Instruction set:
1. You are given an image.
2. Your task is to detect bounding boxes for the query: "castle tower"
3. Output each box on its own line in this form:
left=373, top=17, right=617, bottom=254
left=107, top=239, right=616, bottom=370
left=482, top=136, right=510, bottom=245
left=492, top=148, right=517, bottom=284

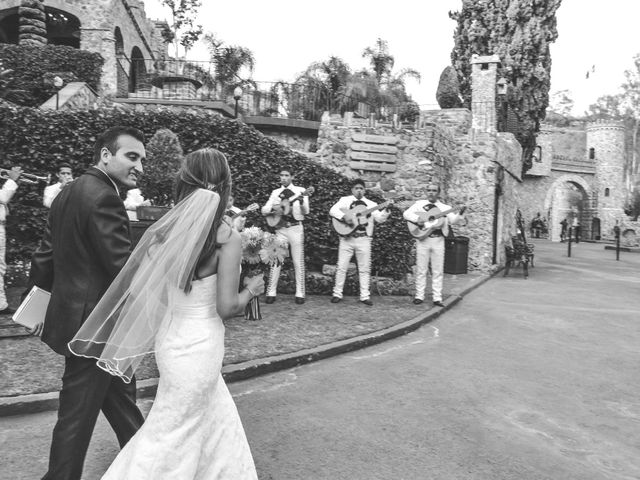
left=470, top=54, right=501, bottom=134
left=586, top=120, right=626, bottom=234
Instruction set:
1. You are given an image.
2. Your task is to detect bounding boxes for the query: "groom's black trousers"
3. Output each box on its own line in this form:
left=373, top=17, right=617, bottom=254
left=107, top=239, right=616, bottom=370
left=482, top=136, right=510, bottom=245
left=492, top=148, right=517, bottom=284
left=42, top=355, right=145, bottom=480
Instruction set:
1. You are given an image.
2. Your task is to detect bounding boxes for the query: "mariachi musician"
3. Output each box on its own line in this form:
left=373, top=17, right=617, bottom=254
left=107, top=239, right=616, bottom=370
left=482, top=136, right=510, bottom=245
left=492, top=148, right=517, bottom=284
left=0, top=166, right=22, bottom=314
left=261, top=168, right=312, bottom=305
left=329, top=178, right=389, bottom=306
left=403, top=183, right=465, bottom=307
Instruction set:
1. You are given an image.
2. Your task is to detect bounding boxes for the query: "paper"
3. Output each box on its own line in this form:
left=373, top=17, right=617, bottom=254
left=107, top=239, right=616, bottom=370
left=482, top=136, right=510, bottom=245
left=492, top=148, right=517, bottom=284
left=12, top=286, right=50, bottom=329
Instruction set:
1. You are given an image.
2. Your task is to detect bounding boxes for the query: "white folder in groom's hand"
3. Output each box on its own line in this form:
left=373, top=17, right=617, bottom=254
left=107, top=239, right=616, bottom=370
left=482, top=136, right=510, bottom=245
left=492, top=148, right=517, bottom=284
left=12, top=286, right=50, bottom=329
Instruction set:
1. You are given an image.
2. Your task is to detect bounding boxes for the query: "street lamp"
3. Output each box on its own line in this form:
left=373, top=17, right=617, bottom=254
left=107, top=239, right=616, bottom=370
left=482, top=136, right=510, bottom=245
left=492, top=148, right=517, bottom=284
left=53, top=76, right=64, bottom=110
left=233, top=86, right=243, bottom=118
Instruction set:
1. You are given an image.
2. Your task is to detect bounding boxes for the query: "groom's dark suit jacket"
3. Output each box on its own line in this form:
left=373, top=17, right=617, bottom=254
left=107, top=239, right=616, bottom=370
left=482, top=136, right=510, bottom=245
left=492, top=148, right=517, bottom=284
left=30, top=167, right=131, bottom=356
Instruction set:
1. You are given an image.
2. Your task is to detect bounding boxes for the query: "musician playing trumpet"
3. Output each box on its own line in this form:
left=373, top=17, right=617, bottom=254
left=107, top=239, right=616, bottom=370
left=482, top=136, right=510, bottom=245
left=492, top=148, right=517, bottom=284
left=403, top=183, right=466, bottom=307
left=261, top=168, right=311, bottom=305
left=0, top=166, right=22, bottom=314
left=43, top=163, right=73, bottom=208
left=329, top=178, right=389, bottom=306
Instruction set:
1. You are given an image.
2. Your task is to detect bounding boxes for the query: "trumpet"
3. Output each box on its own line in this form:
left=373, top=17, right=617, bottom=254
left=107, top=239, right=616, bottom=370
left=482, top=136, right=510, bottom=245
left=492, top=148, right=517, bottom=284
left=0, top=168, right=51, bottom=185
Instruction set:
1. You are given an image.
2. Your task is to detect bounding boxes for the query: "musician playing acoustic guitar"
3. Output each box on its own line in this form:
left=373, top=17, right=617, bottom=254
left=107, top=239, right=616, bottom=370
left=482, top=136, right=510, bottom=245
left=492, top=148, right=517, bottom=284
left=329, top=178, right=389, bottom=306
left=261, top=168, right=311, bottom=305
left=403, top=184, right=465, bottom=307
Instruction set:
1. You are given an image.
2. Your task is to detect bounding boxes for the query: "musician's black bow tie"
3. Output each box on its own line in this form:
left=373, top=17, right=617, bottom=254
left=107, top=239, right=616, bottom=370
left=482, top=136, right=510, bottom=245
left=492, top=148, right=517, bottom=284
left=424, top=203, right=437, bottom=211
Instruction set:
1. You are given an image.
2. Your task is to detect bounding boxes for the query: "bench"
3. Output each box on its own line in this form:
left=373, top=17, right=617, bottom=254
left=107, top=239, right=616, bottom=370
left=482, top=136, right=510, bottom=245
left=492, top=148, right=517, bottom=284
left=504, top=209, right=535, bottom=279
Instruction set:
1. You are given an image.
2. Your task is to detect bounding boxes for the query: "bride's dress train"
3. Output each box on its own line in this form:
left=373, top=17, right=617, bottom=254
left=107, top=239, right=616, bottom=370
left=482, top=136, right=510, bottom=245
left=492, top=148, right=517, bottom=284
left=102, top=275, right=257, bottom=479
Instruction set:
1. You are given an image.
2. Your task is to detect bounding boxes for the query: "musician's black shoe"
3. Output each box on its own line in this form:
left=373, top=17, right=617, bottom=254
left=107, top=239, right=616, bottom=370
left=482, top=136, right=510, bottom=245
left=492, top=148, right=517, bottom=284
left=295, top=297, right=305, bottom=305
left=412, top=298, right=423, bottom=305
left=330, top=296, right=342, bottom=303
left=265, top=296, right=276, bottom=304
left=432, top=300, right=445, bottom=308
left=0, top=306, right=15, bottom=315
left=360, top=299, right=373, bottom=306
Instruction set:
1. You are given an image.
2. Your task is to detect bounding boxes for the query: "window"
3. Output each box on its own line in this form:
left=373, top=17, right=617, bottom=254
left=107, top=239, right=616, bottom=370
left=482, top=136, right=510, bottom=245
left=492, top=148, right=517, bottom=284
left=604, top=188, right=610, bottom=197
left=589, top=147, right=595, bottom=160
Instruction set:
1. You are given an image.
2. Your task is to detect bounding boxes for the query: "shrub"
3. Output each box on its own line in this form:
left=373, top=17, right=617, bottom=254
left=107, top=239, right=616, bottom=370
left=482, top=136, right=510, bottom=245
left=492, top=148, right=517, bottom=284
left=138, top=128, right=183, bottom=205
left=0, top=104, right=414, bottom=278
left=0, top=44, right=103, bottom=107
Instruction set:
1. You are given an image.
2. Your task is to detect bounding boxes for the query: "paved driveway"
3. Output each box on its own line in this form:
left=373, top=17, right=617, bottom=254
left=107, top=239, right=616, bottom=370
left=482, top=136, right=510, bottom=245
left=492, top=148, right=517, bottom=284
left=2, top=240, right=639, bottom=479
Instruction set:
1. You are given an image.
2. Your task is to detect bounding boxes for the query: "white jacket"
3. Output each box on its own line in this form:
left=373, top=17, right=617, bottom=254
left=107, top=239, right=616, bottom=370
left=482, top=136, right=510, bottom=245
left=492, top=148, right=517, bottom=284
left=261, top=184, right=310, bottom=221
left=403, top=199, right=463, bottom=237
left=330, top=195, right=389, bottom=237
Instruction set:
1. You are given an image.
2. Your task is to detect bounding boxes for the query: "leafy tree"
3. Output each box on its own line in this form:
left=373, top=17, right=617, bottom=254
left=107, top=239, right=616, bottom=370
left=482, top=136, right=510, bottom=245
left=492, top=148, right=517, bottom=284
left=203, top=33, right=255, bottom=94
left=159, top=0, right=203, bottom=59
left=548, top=89, right=575, bottom=117
left=18, top=0, right=47, bottom=47
left=450, top=0, right=562, bottom=173
left=588, top=53, right=640, bottom=198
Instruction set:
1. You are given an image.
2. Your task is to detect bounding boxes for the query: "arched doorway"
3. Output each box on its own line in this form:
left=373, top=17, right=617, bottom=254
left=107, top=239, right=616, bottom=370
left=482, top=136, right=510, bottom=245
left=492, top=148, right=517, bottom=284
left=128, top=46, right=147, bottom=94
left=114, top=27, right=128, bottom=97
left=45, top=7, right=81, bottom=48
left=0, top=9, right=19, bottom=44
left=544, top=175, right=593, bottom=242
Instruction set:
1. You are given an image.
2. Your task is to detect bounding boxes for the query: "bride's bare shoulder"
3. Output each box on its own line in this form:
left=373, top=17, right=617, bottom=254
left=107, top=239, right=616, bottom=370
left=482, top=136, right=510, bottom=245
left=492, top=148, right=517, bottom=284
left=216, top=221, right=240, bottom=247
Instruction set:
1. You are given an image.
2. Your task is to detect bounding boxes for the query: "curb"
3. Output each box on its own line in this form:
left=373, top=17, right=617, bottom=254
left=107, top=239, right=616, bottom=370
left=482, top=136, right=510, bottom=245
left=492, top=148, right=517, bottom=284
left=0, top=270, right=500, bottom=417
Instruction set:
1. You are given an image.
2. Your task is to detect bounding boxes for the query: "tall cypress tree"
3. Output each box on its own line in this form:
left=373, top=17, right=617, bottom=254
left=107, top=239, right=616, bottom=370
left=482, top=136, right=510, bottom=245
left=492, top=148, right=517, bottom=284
left=450, top=0, right=562, bottom=173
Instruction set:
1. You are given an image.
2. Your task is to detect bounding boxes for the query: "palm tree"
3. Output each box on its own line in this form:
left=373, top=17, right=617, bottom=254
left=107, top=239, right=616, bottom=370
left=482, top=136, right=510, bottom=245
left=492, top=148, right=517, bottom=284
left=19, top=0, right=47, bottom=46
left=203, top=33, right=255, bottom=94
left=362, top=38, right=394, bottom=84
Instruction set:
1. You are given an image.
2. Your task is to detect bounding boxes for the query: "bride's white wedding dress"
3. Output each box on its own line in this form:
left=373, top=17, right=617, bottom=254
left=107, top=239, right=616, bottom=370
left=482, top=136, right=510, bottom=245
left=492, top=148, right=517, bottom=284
left=102, top=275, right=258, bottom=479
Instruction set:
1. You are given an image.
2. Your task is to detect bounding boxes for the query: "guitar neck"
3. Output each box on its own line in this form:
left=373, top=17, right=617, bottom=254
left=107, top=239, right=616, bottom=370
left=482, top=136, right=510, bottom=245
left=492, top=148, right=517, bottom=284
left=361, top=201, right=391, bottom=216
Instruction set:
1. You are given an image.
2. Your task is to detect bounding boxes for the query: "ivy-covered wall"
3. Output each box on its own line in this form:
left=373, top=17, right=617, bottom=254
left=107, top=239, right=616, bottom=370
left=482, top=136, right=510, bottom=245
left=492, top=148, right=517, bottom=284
left=0, top=103, right=415, bottom=279
left=0, top=44, right=103, bottom=107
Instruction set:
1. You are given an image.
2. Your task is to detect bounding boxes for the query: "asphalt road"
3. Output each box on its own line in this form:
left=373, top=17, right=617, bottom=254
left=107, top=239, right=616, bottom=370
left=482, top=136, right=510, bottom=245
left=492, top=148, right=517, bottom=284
left=2, top=241, right=639, bottom=480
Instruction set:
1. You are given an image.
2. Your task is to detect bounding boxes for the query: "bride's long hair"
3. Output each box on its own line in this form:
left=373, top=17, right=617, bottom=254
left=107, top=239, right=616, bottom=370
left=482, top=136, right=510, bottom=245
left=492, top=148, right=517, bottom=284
left=174, top=148, right=231, bottom=292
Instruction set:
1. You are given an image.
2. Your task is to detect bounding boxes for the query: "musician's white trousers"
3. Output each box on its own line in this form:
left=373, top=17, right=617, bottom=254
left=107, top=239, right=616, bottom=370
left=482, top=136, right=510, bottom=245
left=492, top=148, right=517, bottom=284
left=415, top=236, right=444, bottom=302
left=267, top=224, right=305, bottom=298
left=0, top=225, right=7, bottom=310
left=333, top=236, right=371, bottom=301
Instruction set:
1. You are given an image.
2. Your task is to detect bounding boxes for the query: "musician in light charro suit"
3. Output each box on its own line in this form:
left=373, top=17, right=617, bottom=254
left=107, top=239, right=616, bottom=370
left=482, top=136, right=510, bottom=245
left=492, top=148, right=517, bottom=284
left=329, top=178, right=389, bottom=306
left=403, top=184, right=465, bottom=307
left=261, top=168, right=310, bottom=304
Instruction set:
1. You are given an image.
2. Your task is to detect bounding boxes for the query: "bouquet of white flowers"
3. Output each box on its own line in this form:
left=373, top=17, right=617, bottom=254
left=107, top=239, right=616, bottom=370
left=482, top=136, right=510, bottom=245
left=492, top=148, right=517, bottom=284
left=240, top=227, right=289, bottom=320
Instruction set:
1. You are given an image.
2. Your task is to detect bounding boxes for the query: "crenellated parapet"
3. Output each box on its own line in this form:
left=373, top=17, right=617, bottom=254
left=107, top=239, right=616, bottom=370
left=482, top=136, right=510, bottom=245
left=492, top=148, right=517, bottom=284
left=586, top=119, right=625, bottom=132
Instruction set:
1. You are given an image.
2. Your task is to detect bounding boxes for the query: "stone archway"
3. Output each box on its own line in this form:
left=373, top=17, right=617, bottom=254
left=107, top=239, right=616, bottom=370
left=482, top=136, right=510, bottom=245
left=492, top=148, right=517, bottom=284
left=114, top=27, right=128, bottom=97
left=128, top=46, right=146, bottom=93
left=544, top=174, right=593, bottom=242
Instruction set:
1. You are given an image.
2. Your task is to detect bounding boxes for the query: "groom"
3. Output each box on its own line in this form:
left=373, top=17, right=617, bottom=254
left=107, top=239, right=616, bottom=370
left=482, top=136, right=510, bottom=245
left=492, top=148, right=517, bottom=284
left=28, top=126, right=146, bottom=480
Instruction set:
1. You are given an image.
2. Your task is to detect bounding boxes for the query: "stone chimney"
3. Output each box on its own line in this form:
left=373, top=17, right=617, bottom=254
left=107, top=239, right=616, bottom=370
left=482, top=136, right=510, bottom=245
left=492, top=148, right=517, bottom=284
left=471, top=54, right=501, bottom=134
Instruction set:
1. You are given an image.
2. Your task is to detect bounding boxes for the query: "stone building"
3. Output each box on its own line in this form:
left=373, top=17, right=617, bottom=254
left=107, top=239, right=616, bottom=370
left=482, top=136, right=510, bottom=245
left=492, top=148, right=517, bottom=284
left=0, top=0, right=168, bottom=95
left=520, top=119, right=635, bottom=243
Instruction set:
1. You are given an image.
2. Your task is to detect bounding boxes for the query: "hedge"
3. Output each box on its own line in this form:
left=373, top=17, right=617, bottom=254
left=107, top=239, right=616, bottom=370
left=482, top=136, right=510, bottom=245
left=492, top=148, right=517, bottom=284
left=0, top=103, right=415, bottom=278
left=0, top=44, right=103, bottom=107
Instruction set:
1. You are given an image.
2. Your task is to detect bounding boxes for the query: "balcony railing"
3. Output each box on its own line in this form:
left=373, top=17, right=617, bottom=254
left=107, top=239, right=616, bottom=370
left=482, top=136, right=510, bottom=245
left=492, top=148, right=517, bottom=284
left=116, top=57, right=374, bottom=122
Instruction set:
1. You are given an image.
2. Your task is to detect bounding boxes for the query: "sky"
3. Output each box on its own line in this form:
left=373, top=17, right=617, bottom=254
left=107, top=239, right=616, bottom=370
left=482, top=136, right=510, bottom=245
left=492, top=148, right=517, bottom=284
left=143, top=0, right=639, bottom=116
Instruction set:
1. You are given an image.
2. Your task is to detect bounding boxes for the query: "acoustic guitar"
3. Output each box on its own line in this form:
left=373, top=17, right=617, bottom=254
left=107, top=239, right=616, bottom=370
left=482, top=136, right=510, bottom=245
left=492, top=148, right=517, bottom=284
left=331, top=199, right=395, bottom=236
left=228, top=203, right=259, bottom=219
left=406, top=205, right=466, bottom=240
left=264, top=187, right=315, bottom=228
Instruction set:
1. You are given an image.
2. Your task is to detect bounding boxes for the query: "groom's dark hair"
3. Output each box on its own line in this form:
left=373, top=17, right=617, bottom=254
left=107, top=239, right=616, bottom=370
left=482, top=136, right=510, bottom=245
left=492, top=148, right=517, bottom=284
left=93, top=126, right=145, bottom=164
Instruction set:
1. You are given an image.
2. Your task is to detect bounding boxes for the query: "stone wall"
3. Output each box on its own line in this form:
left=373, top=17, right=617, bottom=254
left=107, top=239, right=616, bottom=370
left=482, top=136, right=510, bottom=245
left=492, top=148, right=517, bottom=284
left=254, top=128, right=318, bottom=153
left=312, top=110, right=523, bottom=273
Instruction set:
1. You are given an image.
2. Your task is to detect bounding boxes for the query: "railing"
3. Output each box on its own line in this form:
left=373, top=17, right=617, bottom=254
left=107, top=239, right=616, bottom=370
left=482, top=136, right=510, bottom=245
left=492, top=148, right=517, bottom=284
left=118, top=58, right=424, bottom=122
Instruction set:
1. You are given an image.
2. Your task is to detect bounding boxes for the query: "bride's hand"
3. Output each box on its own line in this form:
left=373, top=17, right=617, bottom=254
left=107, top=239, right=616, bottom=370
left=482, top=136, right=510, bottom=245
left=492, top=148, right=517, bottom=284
left=244, top=275, right=265, bottom=297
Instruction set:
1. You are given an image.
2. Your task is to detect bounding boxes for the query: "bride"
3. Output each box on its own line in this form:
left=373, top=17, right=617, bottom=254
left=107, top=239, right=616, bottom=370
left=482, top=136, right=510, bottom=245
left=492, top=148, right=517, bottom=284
left=69, top=148, right=264, bottom=479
